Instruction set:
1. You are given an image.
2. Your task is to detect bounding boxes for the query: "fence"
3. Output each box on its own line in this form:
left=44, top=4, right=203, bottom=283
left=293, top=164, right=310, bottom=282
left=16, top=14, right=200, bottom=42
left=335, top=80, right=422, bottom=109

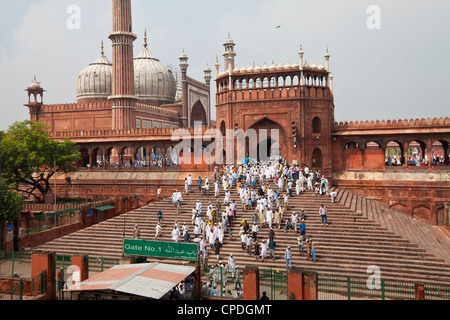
left=0, top=251, right=47, bottom=301
left=0, top=274, right=46, bottom=300
left=0, top=251, right=32, bottom=278
left=201, top=265, right=243, bottom=299
left=316, top=273, right=450, bottom=300
left=259, top=268, right=289, bottom=300
left=19, top=208, right=81, bottom=237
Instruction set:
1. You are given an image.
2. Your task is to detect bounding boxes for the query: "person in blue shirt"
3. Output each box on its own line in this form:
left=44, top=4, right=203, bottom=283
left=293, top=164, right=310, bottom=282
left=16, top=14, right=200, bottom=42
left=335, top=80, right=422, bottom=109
left=157, top=209, right=163, bottom=223
left=198, top=176, right=203, bottom=192
left=184, top=230, right=191, bottom=242
left=300, top=219, right=306, bottom=236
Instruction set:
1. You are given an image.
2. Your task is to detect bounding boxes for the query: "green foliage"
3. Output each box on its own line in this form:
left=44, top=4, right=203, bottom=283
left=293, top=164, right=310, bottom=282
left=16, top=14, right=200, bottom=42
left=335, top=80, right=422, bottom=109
left=0, top=177, right=23, bottom=223
left=0, top=120, right=80, bottom=202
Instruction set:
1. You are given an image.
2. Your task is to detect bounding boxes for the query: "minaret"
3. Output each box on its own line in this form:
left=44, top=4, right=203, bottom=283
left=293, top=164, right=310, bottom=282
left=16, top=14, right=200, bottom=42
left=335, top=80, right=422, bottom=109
left=24, top=76, right=45, bottom=123
left=204, top=64, right=212, bottom=86
left=223, top=34, right=236, bottom=73
left=324, top=47, right=331, bottom=90
left=214, top=55, right=220, bottom=76
left=179, top=50, right=189, bottom=127
left=108, top=0, right=138, bottom=130
left=298, top=44, right=305, bottom=85
left=324, top=47, right=330, bottom=72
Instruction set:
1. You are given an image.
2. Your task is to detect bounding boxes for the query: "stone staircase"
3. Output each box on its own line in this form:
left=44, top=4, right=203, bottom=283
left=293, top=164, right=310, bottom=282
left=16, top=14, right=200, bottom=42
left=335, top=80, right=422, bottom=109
left=34, top=182, right=450, bottom=286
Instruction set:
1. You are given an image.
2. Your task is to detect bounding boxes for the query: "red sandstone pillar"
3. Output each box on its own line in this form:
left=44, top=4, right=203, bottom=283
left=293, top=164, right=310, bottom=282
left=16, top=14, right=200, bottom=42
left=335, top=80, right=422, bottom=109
left=109, top=0, right=137, bottom=130
left=302, top=271, right=317, bottom=300
left=415, top=283, right=425, bottom=300
left=288, top=269, right=303, bottom=300
left=31, top=252, right=54, bottom=300
left=71, top=256, right=89, bottom=286
left=243, top=266, right=259, bottom=300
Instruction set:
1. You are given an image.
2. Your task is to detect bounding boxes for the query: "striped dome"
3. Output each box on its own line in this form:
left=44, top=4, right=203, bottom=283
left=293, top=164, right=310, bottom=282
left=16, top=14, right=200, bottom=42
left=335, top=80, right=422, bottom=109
left=134, top=38, right=177, bottom=104
left=75, top=46, right=112, bottom=101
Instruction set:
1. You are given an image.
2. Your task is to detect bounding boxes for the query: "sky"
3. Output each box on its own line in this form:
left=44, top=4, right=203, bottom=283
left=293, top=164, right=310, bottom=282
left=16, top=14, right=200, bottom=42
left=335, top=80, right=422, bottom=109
left=0, top=0, right=449, bottom=131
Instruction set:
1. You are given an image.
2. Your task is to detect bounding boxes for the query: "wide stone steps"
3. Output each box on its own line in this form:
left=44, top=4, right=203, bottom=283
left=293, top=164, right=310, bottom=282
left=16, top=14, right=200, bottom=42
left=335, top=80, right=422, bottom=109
left=34, top=184, right=450, bottom=286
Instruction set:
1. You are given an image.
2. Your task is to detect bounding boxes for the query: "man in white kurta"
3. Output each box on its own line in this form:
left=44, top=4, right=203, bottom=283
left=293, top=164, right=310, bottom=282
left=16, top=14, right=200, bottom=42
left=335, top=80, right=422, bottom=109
left=171, top=227, right=180, bottom=242
left=260, top=240, right=268, bottom=261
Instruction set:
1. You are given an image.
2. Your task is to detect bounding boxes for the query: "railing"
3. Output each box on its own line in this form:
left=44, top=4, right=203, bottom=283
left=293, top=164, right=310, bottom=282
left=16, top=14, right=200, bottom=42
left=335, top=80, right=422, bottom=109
left=201, top=265, right=243, bottom=300
left=19, top=208, right=81, bottom=236
left=316, top=273, right=450, bottom=300
left=259, top=268, right=289, bottom=300
left=0, top=251, right=32, bottom=278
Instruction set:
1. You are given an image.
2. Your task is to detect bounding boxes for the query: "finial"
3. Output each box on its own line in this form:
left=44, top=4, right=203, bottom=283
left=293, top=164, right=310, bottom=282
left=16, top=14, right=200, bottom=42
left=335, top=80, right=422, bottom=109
left=144, top=29, right=148, bottom=48
left=101, top=40, right=104, bottom=56
left=325, top=46, right=330, bottom=58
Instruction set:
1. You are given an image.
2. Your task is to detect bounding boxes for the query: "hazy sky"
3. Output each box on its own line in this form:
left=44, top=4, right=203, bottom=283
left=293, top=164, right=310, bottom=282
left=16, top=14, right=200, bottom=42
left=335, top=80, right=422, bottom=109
left=0, top=0, right=449, bottom=131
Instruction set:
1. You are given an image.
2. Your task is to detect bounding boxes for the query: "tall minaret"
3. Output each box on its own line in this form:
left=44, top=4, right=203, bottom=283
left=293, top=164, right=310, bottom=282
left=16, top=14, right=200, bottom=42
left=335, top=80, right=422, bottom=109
left=179, top=50, right=189, bottom=127
left=108, top=0, right=137, bottom=130
left=223, top=34, right=236, bottom=73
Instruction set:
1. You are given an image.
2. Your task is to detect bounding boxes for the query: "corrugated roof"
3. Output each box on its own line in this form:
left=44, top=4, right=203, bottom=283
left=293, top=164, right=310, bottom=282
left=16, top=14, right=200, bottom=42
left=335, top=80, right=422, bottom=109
left=66, top=262, right=195, bottom=299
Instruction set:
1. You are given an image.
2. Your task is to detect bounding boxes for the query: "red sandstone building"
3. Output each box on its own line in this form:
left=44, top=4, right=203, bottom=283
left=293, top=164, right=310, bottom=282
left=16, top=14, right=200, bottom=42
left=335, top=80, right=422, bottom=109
left=22, top=0, right=450, bottom=226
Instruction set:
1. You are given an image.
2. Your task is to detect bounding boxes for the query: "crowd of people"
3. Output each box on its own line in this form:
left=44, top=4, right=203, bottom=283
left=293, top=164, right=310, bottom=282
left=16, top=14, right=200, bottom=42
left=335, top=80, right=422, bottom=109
left=132, top=159, right=337, bottom=297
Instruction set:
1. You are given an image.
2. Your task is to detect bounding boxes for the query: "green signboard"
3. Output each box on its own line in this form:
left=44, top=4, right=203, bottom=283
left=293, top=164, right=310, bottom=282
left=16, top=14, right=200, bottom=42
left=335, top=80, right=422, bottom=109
left=123, top=239, right=199, bottom=261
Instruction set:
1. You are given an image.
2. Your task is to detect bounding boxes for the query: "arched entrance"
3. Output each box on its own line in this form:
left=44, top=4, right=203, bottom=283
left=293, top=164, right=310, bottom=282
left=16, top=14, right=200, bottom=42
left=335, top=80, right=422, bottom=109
left=256, top=137, right=282, bottom=163
left=190, top=101, right=207, bottom=127
left=247, top=118, right=286, bottom=163
left=312, top=148, right=322, bottom=168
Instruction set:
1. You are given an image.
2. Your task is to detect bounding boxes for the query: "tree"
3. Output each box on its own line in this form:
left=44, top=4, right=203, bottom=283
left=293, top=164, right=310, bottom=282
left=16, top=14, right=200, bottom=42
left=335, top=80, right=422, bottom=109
left=1, top=120, right=80, bottom=202
left=0, top=178, right=23, bottom=223
left=0, top=177, right=23, bottom=251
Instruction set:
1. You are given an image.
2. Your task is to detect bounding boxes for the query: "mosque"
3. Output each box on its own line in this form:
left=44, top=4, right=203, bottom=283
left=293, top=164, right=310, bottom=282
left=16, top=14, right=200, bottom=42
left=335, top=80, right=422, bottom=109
left=22, top=0, right=450, bottom=226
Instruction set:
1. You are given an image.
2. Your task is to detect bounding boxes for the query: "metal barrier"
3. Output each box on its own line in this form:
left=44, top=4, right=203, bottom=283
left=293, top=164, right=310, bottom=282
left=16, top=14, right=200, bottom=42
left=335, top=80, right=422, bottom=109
left=316, top=273, right=450, bottom=300
left=0, top=251, right=32, bottom=278
left=0, top=270, right=46, bottom=300
left=258, top=268, right=289, bottom=300
left=19, top=208, right=81, bottom=236
left=201, top=265, right=243, bottom=299
left=424, top=283, right=450, bottom=300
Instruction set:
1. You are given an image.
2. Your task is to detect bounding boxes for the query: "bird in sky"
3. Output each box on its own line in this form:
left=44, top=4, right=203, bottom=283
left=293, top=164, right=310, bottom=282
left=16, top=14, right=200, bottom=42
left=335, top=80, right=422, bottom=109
left=276, top=25, right=282, bottom=29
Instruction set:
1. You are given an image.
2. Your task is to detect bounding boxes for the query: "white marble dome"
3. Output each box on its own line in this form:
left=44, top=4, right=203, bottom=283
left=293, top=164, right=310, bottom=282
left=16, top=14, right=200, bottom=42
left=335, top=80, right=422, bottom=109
left=76, top=47, right=112, bottom=101
left=134, top=40, right=177, bottom=104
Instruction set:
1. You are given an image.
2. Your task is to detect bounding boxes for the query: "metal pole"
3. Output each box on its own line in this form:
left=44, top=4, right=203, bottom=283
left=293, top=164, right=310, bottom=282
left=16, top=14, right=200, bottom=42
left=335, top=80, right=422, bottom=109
left=54, top=157, right=57, bottom=212
left=11, top=251, right=15, bottom=278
